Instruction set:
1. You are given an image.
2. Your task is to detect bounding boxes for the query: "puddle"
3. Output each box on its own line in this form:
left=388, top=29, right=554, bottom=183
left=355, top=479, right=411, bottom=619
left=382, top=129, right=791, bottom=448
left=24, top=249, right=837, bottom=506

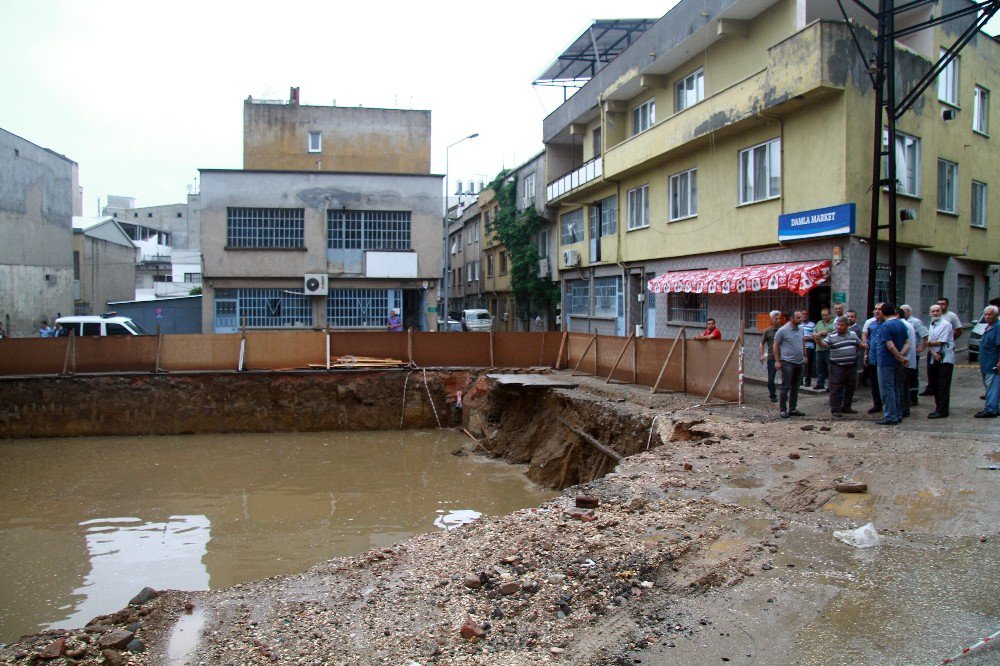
left=166, top=605, right=205, bottom=665
left=821, top=492, right=874, bottom=519
left=727, top=476, right=764, bottom=489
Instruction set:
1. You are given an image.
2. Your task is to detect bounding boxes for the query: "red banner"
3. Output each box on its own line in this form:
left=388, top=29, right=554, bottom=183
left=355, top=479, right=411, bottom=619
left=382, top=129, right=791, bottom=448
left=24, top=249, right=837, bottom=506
left=647, top=260, right=831, bottom=297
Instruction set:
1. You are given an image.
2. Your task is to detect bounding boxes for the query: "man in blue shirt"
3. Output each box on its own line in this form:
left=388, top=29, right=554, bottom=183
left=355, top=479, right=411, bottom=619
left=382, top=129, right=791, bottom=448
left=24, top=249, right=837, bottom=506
left=974, top=305, right=1000, bottom=418
left=875, top=303, right=910, bottom=425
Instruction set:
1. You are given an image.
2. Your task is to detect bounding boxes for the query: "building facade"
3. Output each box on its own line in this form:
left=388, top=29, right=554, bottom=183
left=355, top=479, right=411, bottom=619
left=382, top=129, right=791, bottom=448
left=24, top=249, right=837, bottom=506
left=199, top=91, right=442, bottom=333
left=71, top=217, right=137, bottom=315
left=540, top=0, right=998, bottom=376
left=0, top=128, right=80, bottom=336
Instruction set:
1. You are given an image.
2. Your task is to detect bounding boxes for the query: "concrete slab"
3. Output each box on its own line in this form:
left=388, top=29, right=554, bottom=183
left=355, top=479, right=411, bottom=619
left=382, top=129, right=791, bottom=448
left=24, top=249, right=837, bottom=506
left=487, top=373, right=579, bottom=389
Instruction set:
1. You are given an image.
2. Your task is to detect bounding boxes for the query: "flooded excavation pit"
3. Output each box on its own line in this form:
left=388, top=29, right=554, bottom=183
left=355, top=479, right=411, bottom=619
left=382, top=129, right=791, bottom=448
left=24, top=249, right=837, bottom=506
left=0, top=430, right=554, bottom=642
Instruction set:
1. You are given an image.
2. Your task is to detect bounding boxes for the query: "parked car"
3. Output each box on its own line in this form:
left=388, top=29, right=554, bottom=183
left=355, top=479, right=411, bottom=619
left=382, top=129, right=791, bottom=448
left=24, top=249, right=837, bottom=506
left=461, top=309, right=493, bottom=332
left=968, top=316, right=987, bottom=362
left=56, top=314, right=149, bottom=337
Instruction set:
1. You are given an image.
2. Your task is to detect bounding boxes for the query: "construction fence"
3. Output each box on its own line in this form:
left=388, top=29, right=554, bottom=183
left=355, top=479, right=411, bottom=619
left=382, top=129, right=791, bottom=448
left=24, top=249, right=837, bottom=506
left=0, top=328, right=743, bottom=402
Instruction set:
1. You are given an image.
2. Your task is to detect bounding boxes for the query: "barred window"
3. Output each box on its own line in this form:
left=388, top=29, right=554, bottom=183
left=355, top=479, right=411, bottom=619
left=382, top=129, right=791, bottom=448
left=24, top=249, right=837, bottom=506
left=742, top=291, right=804, bottom=328
left=235, top=288, right=313, bottom=328
left=227, top=208, right=304, bottom=248
left=561, top=209, right=583, bottom=245
left=326, top=288, right=402, bottom=328
left=567, top=279, right=589, bottom=315
left=593, top=276, right=620, bottom=318
left=669, top=293, right=710, bottom=324
left=327, top=210, right=411, bottom=250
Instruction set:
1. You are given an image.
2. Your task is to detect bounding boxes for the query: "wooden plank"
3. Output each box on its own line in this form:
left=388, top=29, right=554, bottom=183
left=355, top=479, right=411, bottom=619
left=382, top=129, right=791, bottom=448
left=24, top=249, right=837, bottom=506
left=62, top=332, right=74, bottom=375
left=489, top=331, right=495, bottom=367
left=606, top=332, right=635, bottom=384
left=538, top=331, right=547, bottom=366
left=155, top=332, right=163, bottom=372
left=571, top=334, right=598, bottom=376
left=407, top=328, right=413, bottom=365
left=681, top=333, right=687, bottom=393
left=561, top=420, right=622, bottom=462
left=650, top=326, right=685, bottom=394
left=555, top=331, right=568, bottom=369
left=703, top=321, right=744, bottom=404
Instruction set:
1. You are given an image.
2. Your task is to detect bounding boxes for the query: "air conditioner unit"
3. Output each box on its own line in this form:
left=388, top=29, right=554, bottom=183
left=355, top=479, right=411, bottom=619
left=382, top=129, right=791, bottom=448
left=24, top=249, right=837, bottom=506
left=303, top=273, right=328, bottom=296
left=563, top=249, right=580, bottom=267
left=538, top=259, right=550, bottom=277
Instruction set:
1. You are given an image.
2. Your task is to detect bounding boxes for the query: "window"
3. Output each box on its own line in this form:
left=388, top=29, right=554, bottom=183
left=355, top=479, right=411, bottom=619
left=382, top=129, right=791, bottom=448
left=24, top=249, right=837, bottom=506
left=176, top=212, right=183, bottom=218
left=675, top=69, right=704, bottom=112
left=739, top=139, right=781, bottom=204
left=152, top=275, right=172, bottom=283
left=227, top=207, right=304, bottom=249
left=882, top=131, right=921, bottom=197
left=937, top=159, right=958, bottom=214
left=327, top=210, right=411, bottom=250
left=499, top=251, right=508, bottom=275
left=184, top=272, right=202, bottom=282
left=920, top=269, right=942, bottom=316
left=937, top=50, right=958, bottom=106
left=326, top=288, right=401, bottom=328
left=632, top=99, right=655, bottom=135
left=487, top=253, right=495, bottom=277
left=591, top=196, right=617, bottom=239
left=147, top=213, right=153, bottom=218
left=957, top=274, right=974, bottom=326
left=669, top=168, right=698, bottom=220
left=592, top=276, right=620, bottom=318
left=593, top=128, right=602, bottom=156
left=876, top=264, right=908, bottom=307
left=537, top=230, right=549, bottom=259
left=106, top=323, right=131, bottom=336
left=973, top=86, right=990, bottom=134
left=627, top=185, right=649, bottom=230
left=567, top=280, right=590, bottom=316
left=521, top=173, right=536, bottom=209
left=560, top=209, right=583, bottom=245
left=467, top=261, right=479, bottom=283
left=308, top=131, right=322, bottom=153
left=668, top=293, right=709, bottom=323
left=236, top=288, right=314, bottom=328
left=743, top=291, right=805, bottom=327
left=971, top=180, right=987, bottom=228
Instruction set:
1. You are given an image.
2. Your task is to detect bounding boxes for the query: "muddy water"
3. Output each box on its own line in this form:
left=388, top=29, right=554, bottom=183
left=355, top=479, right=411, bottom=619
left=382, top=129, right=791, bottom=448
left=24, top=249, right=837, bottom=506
left=0, top=430, right=554, bottom=642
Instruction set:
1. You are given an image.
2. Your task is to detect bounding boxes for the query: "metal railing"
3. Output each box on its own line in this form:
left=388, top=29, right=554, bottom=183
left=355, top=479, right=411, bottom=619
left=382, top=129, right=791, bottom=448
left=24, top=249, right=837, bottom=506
left=546, top=156, right=602, bottom=202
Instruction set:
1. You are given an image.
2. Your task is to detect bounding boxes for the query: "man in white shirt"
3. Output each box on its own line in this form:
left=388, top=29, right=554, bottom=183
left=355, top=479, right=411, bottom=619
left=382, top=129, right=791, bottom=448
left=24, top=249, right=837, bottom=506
left=901, top=305, right=928, bottom=407
left=923, top=297, right=963, bottom=396
left=924, top=304, right=954, bottom=418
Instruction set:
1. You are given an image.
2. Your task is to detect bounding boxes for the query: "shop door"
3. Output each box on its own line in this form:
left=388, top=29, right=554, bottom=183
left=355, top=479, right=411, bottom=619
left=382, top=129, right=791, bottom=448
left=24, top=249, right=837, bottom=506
left=214, top=295, right=239, bottom=334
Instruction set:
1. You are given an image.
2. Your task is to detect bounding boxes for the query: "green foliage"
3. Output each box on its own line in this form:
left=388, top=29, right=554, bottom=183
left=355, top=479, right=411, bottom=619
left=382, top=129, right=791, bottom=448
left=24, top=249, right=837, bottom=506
left=485, top=170, right=560, bottom=320
left=189, top=286, right=202, bottom=296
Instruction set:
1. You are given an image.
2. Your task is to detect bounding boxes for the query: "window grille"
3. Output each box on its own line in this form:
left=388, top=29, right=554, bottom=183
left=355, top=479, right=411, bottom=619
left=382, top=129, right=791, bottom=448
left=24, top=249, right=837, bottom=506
left=671, top=293, right=711, bottom=323
left=561, top=209, right=583, bottom=245
left=326, top=288, right=402, bottom=328
left=567, top=280, right=589, bottom=315
left=742, top=291, right=805, bottom=327
left=593, top=276, right=620, bottom=318
left=227, top=208, right=304, bottom=248
left=236, top=288, right=313, bottom=328
left=327, top=210, right=411, bottom=250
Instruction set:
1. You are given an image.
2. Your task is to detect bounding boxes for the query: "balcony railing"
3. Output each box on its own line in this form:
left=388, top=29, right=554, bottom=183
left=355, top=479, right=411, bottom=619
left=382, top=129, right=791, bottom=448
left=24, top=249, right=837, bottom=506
left=546, top=156, right=602, bottom=202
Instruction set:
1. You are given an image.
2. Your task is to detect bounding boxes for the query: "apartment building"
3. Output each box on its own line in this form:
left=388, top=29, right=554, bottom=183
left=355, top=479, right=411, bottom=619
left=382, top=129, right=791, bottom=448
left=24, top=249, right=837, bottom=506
left=71, top=217, right=137, bottom=315
left=0, top=128, right=80, bottom=336
left=541, top=0, right=998, bottom=375
left=446, top=197, right=484, bottom=320
left=199, top=90, right=442, bottom=333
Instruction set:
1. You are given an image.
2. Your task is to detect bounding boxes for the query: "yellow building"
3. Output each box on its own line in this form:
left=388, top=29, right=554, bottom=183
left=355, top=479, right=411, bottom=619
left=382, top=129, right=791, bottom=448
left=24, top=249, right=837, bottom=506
left=540, top=1, right=998, bottom=375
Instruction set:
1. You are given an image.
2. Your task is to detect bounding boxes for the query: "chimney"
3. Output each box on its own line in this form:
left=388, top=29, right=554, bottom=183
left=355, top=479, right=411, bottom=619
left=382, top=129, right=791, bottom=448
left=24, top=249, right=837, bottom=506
left=290, top=87, right=300, bottom=105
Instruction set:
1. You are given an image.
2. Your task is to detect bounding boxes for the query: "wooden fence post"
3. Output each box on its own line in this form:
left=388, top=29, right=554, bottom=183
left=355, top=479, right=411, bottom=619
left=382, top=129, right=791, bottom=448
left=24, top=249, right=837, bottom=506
left=606, top=332, right=635, bottom=383
left=538, top=331, right=547, bottom=367
left=489, top=331, right=495, bottom=367
left=572, top=334, right=598, bottom=376
left=555, top=331, right=568, bottom=369
left=703, top=321, right=745, bottom=404
left=650, top=326, right=685, bottom=394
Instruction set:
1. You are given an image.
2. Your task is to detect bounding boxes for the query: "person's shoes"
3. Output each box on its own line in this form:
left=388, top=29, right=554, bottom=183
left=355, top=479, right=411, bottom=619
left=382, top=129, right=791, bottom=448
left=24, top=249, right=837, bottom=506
left=902, top=411, right=910, bottom=418
left=927, top=412, right=946, bottom=419
left=770, top=396, right=778, bottom=403
left=780, top=411, right=789, bottom=419
left=789, top=410, right=806, bottom=417
left=814, top=384, right=825, bottom=390
left=875, top=419, right=898, bottom=425
left=919, top=390, right=933, bottom=396
left=842, top=408, right=858, bottom=414
left=973, top=411, right=999, bottom=418
left=867, top=406, right=881, bottom=414
left=832, top=411, right=843, bottom=417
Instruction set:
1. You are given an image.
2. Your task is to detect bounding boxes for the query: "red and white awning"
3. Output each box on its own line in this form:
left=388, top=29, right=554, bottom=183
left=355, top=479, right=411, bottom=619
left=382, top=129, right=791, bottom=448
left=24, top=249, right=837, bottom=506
left=647, top=260, right=831, bottom=297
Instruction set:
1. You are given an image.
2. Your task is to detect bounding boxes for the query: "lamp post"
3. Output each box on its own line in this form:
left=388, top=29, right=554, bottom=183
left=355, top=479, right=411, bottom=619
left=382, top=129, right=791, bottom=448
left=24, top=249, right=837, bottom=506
left=440, top=132, right=479, bottom=330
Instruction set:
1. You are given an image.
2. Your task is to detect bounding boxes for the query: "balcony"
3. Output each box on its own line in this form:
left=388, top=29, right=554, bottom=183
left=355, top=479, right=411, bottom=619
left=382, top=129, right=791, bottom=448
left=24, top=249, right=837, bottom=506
left=604, top=21, right=850, bottom=180
left=546, top=156, right=602, bottom=203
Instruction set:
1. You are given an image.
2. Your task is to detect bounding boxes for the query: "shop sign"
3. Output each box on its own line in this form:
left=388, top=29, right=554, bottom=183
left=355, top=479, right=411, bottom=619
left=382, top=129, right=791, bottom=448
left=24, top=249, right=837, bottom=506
left=833, top=291, right=847, bottom=304
left=778, top=203, right=855, bottom=242
left=427, top=306, right=438, bottom=314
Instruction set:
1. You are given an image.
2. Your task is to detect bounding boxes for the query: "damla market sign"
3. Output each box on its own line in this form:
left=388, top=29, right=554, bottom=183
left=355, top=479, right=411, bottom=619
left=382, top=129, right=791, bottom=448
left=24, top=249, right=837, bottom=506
left=778, top=203, right=855, bottom=242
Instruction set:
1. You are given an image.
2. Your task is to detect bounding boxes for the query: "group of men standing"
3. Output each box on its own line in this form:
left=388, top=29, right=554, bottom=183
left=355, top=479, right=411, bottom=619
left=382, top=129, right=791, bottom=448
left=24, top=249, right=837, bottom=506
left=760, top=297, right=1000, bottom=422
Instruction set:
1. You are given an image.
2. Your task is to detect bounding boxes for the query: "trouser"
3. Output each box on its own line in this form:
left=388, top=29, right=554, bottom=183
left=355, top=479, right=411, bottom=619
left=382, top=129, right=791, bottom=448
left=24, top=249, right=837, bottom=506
left=815, top=350, right=830, bottom=387
left=828, top=363, right=857, bottom=412
left=866, top=364, right=882, bottom=410
left=780, top=362, right=803, bottom=413
left=984, top=372, right=1000, bottom=415
left=908, top=356, right=920, bottom=405
left=925, top=355, right=937, bottom=394
left=878, top=365, right=903, bottom=422
left=927, top=362, right=953, bottom=415
left=803, top=348, right=815, bottom=384
left=766, top=358, right=777, bottom=400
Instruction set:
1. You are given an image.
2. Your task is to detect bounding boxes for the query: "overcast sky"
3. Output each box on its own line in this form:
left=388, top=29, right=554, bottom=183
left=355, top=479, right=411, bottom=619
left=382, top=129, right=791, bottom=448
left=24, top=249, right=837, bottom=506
left=2, top=1, right=996, bottom=217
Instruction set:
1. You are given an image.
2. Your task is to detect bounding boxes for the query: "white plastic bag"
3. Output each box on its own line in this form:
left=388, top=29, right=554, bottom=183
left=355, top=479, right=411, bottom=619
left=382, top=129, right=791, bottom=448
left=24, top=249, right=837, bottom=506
left=833, top=522, right=881, bottom=548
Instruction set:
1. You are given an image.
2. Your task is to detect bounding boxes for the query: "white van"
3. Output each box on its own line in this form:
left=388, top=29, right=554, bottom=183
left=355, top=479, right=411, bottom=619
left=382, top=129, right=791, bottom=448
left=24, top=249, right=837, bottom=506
left=56, top=315, right=148, bottom=337
left=461, top=309, right=493, bottom=332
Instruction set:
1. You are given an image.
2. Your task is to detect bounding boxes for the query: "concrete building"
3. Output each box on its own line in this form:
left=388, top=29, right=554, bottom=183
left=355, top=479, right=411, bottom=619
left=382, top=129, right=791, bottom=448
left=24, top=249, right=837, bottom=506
left=71, top=217, right=137, bottom=315
left=540, top=1, right=999, bottom=375
left=446, top=197, right=485, bottom=319
left=0, top=128, right=80, bottom=336
left=199, top=91, right=442, bottom=333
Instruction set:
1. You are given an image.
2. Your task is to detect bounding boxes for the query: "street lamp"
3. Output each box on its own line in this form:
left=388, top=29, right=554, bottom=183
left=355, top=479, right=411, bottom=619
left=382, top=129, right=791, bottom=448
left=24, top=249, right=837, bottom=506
left=440, top=132, right=479, bottom=330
